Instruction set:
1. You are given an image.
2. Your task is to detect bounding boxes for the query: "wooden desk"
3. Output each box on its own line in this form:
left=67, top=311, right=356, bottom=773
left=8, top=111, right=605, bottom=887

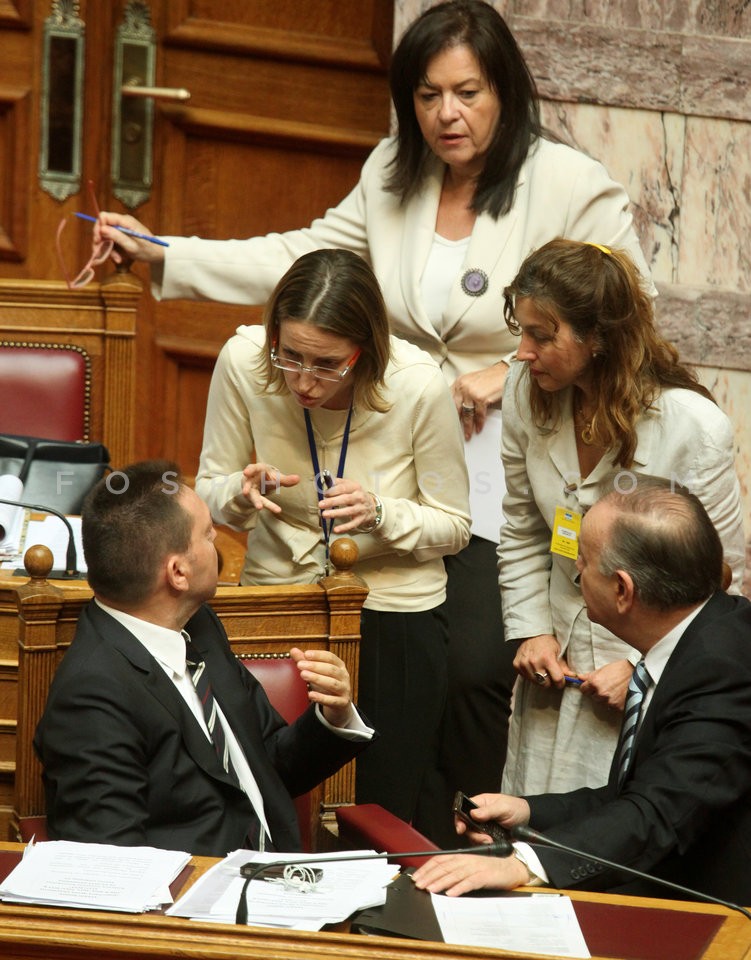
left=0, top=843, right=749, bottom=960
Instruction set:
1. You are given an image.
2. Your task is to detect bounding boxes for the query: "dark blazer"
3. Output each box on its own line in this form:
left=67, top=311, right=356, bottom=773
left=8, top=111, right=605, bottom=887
left=34, top=601, right=369, bottom=856
left=527, top=591, right=751, bottom=904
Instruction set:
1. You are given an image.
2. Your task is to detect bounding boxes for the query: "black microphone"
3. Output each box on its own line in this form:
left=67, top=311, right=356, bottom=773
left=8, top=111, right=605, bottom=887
left=235, top=841, right=512, bottom=925
left=511, top=824, right=751, bottom=920
left=0, top=497, right=80, bottom=579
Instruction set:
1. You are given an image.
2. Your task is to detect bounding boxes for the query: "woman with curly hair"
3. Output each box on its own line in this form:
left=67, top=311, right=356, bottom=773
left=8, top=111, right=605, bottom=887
left=499, top=237, right=744, bottom=796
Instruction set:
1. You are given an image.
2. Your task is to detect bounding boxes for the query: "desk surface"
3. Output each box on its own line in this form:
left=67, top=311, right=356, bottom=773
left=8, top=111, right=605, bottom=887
left=0, top=843, right=749, bottom=960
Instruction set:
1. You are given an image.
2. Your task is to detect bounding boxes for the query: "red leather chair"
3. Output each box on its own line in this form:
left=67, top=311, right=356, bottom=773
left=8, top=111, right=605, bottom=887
left=239, top=654, right=318, bottom=851
left=0, top=342, right=91, bottom=441
left=335, top=804, right=439, bottom=868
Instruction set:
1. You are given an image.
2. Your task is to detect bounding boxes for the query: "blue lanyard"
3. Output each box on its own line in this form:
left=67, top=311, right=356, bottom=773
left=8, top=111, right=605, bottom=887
left=304, top=405, right=354, bottom=570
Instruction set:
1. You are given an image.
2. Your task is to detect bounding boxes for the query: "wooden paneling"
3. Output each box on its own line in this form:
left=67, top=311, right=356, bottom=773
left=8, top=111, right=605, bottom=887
left=165, top=0, right=392, bottom=70
left=156, top=334, right=218, bottom=478
left=0, top=85, right=30, bottom=261
left=157, top=110, right=378, bottom=237
left=147, top=1, right=392, bottom=466
left=147, top=0, right=392, bottom=466
left=0, top=0, right=30, bottom=29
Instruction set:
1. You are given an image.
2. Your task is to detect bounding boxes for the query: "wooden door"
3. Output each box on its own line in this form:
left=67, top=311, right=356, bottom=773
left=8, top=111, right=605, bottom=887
left=0, top=0, right=393, bottom=475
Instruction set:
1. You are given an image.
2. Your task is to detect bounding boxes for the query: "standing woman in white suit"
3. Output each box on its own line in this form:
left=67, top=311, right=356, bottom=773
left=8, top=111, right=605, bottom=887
left=499, top=238, right=745, bottom=797
left=94, top=1, right=653, bottom=844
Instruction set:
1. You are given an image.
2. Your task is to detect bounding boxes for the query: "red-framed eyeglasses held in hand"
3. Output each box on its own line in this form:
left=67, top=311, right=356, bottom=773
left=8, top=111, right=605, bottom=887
left=55, top=180, right=114, bottom=290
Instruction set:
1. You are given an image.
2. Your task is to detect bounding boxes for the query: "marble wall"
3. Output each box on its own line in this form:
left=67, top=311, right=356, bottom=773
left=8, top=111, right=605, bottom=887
left=394, top=0, right=751, bottom=594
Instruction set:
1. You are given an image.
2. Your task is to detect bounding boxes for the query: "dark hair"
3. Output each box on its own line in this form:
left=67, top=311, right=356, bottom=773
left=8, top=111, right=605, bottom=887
left=260, top=249, right=392, bottom=412
left=503, top=238, right=714, bottom=466
left=386, top=0, right=542, bottom=217
left=82, top=460, right=191, bottom=605
left=597, top=476, right=723, bottom=609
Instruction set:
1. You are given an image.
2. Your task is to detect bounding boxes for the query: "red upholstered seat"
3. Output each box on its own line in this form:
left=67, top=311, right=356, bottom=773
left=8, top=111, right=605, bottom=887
left=241, top=656, right=310, bottom=724
left=240, top=655, right=315, bottom=851
left=0, top=343, right=89, bottom=441
left=16, top=815, right=47, bottom=843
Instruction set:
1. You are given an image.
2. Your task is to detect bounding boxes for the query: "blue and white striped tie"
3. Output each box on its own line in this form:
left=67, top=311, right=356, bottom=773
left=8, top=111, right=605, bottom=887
left=617, top=660, right=651, bottom=787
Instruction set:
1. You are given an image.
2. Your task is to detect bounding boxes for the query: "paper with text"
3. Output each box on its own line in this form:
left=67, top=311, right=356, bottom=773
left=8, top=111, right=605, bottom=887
left=431, top=891, right=590, bottom=957
left=0, top=840, right=190, bottom=913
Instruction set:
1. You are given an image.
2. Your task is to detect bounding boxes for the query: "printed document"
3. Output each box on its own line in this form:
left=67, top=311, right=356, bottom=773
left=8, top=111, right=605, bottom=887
left=168, top=849, right=393, bottom=929
left=431, top=891, right=590, bottom=957
left=0, top=840, right=190, bottom=913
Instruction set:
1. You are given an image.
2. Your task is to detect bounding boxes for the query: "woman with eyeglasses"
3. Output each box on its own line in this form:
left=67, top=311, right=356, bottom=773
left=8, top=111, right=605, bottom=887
left=196, top=248, right=471, bottom=831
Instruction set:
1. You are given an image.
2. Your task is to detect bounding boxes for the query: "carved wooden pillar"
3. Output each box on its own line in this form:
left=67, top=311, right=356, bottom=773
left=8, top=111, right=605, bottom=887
left=99, top=268, right=141, bottom=469
left=319, top=538, right=369, bottom=825
left=10, top=547, right=64, bottom=840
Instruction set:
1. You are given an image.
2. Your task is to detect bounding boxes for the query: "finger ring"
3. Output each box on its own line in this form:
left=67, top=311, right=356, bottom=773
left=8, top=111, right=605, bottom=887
left=534, top=671, right=549, bottom=684
left=461, top=403, right=476, bottom=412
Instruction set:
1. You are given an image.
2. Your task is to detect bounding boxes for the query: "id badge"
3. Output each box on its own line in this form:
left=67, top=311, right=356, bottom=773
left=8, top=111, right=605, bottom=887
left=550, top=505, right=582, bottom=560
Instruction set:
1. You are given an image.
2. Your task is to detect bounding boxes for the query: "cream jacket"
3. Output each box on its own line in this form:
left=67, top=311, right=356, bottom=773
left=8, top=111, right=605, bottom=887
left=498, top=361, right=746, bottom=665
left=196, top=327, right=471, bottom=612
left=158, top=137, right=653, bottom=383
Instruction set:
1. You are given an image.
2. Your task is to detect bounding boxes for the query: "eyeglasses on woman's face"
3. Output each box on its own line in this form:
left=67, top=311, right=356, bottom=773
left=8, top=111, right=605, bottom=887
left=270, top=345, right=361, bottom=382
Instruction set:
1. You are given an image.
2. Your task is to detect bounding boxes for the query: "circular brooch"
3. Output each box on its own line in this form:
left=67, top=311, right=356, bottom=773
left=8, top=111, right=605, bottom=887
left=461, top=268, right=488, bottom=297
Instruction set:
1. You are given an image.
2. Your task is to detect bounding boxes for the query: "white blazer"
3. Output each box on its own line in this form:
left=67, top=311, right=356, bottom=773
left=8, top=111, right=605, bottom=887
left=158, top=137, right=653, bottom=383
left=498, top=361, right=745, bottom=666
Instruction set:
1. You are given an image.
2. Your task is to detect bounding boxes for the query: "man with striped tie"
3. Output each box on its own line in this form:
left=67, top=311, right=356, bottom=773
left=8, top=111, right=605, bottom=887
left=35, top=460, right=373, bottom=856
left=412, top=476, right=751, bottom=904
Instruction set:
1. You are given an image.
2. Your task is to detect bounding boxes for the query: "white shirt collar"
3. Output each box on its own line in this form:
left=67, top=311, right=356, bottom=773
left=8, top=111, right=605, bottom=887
left=94, top=598, right=188, bottom=677
left=643, top=599, right=710, bottom=686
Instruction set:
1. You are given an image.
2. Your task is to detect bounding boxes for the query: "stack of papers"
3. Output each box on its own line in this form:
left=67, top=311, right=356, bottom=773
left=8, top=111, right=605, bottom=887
left=0, top=475, right=24, bottom=555
left=0, top=512, right=87, bottom=573
left=167, top=849, right=394, bottom=929
left=0, top=840, right=191, bottom=913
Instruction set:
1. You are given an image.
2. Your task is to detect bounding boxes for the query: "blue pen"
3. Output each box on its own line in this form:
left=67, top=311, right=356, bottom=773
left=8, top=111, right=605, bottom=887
left=74, top=212, right=170, bottom=247
left=565, top=676, right=583, bottom=685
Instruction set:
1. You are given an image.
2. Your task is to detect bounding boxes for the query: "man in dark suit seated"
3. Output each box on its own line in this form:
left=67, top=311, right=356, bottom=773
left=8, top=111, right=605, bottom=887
left=412, top=476, right=751, bottom=904
left=35, top=460, right=373, bottom=856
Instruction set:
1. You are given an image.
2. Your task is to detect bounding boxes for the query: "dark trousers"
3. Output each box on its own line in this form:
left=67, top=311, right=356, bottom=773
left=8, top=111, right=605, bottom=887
left=415, top=535, right=517, bottom=847
left=355, top=606, right=449, bottom=825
